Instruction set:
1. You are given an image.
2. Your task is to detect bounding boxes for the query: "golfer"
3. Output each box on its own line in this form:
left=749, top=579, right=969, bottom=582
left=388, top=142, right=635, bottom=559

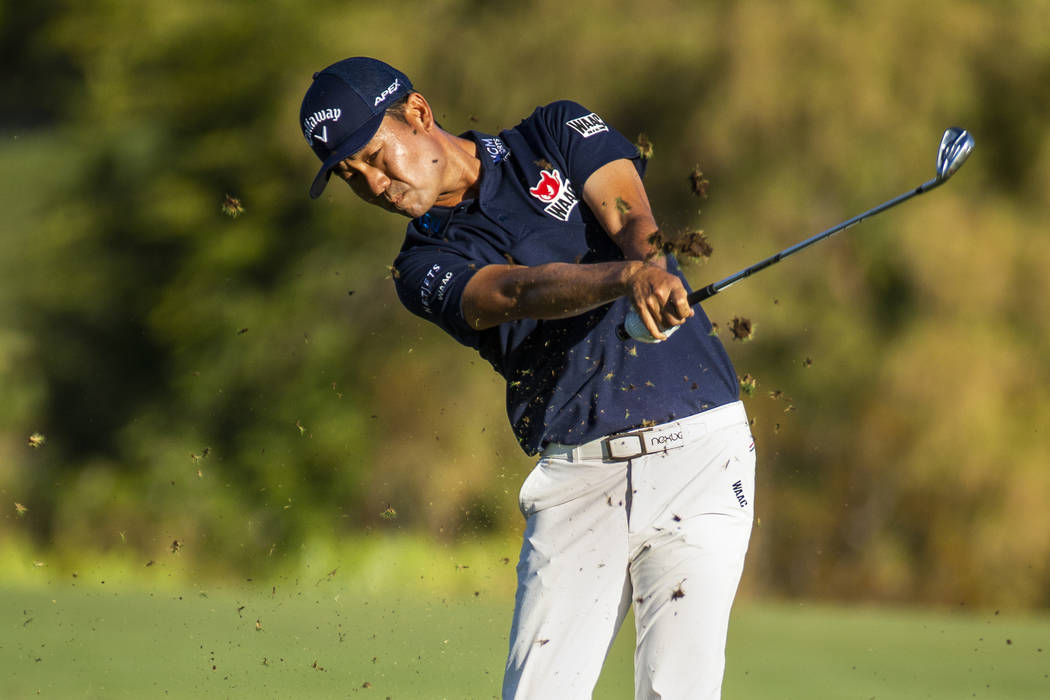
left=300, top=56, right=756, bottom=699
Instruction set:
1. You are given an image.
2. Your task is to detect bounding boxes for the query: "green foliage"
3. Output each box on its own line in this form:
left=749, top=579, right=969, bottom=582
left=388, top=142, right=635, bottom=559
left=2, top=0, right=1049, bottom=606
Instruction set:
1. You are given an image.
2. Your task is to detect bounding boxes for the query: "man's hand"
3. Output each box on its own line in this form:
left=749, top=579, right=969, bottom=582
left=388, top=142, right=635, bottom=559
left=623, top=262, right=694, bottom=341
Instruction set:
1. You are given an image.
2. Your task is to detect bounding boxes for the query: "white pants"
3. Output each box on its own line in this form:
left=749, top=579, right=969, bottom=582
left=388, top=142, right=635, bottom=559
left=503, top=402, right=755, bottom=700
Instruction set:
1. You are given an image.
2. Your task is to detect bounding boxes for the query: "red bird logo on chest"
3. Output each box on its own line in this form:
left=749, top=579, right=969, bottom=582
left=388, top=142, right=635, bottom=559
left=529, top=169, right=564, bottom=203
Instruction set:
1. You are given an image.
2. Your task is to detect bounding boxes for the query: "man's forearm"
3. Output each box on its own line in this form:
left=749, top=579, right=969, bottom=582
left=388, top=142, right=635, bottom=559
left=463, top=261, right=645, bottom=330
left=610, top=214, right=668, bottom=270
left=581, top=158, right=666, bottom=270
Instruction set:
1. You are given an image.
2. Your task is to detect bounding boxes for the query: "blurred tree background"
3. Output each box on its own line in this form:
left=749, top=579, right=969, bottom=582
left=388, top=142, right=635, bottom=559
left=2, top=0, right=1048, bottom=608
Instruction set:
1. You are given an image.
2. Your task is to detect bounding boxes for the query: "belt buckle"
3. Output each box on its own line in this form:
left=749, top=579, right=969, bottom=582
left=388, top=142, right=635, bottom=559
left=603, top=432, right=647, bottom=461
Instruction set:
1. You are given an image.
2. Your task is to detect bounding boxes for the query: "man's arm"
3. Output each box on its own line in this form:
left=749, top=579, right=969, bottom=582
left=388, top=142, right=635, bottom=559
left=461, top=159, right=692, bottom=339
left=461, top=259, right=664, bottom=329
left=582, top=157, right=663, bottom=266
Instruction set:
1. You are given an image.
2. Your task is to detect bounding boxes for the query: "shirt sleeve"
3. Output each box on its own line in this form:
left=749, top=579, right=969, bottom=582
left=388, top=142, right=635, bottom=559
left=392, top=240, right=484, bottom=349
left=537, top=100, right=645, bottom=187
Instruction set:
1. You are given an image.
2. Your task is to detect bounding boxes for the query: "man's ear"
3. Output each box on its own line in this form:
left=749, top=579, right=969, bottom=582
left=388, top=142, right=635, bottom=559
left=404, top=92, right=435, bottom=132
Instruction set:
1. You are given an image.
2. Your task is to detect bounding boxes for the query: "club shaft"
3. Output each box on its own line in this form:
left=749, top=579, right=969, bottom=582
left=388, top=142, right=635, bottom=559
left=686, top=176, right=942, bottom=305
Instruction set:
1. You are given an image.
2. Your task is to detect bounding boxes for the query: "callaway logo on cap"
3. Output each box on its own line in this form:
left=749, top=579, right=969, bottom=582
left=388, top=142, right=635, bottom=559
left=299, top=57, right=413, bottom=199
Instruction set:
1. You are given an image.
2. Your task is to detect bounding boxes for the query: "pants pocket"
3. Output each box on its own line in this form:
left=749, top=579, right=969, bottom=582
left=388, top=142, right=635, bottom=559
left=517, top=457, right=626, bottom=518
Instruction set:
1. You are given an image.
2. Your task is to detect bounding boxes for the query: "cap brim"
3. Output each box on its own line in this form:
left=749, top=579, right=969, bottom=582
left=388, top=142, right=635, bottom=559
left=308, top=110, right=386, bottom=199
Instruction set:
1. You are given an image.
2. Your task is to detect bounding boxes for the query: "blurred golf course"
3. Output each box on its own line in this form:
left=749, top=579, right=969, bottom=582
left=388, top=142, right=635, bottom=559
left=3, top=0, right=1049, bottom=696
left=3, top=535, right=1048, bottom=698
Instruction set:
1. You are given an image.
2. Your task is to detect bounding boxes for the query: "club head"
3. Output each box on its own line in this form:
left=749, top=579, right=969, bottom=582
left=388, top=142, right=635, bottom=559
left=936, top=127, right=975, bottom=181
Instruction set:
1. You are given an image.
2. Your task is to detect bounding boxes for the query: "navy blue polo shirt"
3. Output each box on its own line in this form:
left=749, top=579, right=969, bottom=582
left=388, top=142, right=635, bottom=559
left=392, top=101, right=738, bottom=454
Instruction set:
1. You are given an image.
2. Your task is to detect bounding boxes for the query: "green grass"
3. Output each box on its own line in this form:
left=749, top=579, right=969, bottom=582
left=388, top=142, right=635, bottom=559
left=2, top=577, right=507, bottom=699
left=3, top=577, right=1048, bottom=699
left=723, top=602, right=1050, bottom=700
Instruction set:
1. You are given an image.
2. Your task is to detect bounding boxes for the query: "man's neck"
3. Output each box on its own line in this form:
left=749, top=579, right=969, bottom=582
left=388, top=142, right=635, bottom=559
left=434, top=132, right=481, bottom=207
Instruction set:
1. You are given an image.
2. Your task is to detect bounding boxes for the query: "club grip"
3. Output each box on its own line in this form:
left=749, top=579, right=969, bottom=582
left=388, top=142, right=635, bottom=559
left=616, top=282, right=718, bottom=342
left=616, top=308, right=681, bottom=343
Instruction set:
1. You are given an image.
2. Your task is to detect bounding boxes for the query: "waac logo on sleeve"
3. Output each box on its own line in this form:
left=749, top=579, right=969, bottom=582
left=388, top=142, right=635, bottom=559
left=528, top=168, right=578, bottom=221
left=565, top=112, right=609, bottom=138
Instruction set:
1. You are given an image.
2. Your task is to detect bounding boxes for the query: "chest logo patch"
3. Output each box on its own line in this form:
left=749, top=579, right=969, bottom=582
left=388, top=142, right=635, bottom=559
left=481, top=137, right=510, bottom=164
left=528, top=168, right=578, bottom=221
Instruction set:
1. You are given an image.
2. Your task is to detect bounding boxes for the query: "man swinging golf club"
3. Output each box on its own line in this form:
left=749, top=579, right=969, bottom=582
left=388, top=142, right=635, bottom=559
left=300, top=55, right=756, bottom=699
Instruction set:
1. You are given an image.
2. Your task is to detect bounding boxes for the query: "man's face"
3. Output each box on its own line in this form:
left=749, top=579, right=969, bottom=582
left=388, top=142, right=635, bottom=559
left=331, top=109, right=446, bottom=219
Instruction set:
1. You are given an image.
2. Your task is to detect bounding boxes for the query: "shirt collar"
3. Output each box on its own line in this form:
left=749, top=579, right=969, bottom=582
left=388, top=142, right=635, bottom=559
left=413, top=131, right=510, bottom=236
left=463, top=130, right=511, bottom=204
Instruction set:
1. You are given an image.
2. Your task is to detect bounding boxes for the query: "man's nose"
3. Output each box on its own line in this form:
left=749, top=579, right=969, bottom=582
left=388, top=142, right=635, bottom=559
left=363, top=167, right=389, bottom=197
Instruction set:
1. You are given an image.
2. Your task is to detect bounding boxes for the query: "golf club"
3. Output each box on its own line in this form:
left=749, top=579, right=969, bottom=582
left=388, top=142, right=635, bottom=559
left=619, top=127, right=975, bottom=342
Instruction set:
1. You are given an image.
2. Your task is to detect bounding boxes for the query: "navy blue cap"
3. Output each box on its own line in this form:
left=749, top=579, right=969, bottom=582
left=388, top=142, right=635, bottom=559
left=300, top=57, right=413, bottom=199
